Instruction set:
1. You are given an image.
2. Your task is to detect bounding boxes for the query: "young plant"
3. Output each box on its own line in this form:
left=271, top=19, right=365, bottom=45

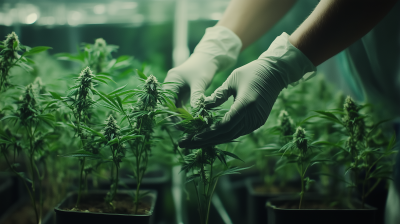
left=0, top=32, right=51, bottom=92
left=179, top=95, right=249, bottom=224
left=0, top=83, right=55, bottom=224
left=313, top=96, right=397, bottom=207
left=94, top=70, right=176, bottom=213
left=52, top=66, right=106, bottom=208
left=266, top=126, right=325, bottom=209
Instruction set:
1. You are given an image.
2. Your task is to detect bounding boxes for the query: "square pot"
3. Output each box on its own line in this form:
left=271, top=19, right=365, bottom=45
left=54, top=190, right=157, bottom=224
left=266, top=196, right=377, bottom=224
left=246, top=177, right=302, bottom=224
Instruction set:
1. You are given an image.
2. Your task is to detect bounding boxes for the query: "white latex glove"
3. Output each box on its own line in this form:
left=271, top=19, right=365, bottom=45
left=163, top=26, right=242, bottom=108
left=179, top=32, right=316, bottom=149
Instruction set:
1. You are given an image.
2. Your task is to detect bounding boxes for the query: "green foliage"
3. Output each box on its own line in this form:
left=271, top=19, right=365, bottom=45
left=178, top=95, right=250, bottom=224
left=0, top=32, right=51, bottom=91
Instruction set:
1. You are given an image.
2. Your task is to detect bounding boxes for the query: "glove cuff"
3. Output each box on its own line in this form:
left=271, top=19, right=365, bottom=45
left=193, top=26, right=242, bottom=72
left=258, top=32, right=316, bottom=88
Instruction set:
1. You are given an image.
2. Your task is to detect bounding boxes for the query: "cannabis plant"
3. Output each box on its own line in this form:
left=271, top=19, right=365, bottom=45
left=265, top=126, right=326, bottom=209
left=55, top=38, right=133, bottom=78
left=0, top=32, right=51, bottom=92
left=93, top=70, right=176, bottom=213
left=0, top=83, right=56, bottom=224
left=258, top=110, right=297, bottom=189
left=178, top=95, right=249, bottom=224
left=51, top=66, right=110, bottom=207
left=313, top=96, right=397, bottom=207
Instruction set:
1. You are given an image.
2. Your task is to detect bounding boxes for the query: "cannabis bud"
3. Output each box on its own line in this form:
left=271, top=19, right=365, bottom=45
left=103, top=115, right=120, bottom=141
left=4, top=32, right=20, bottom=50
left=19, top=84, right=37, bottom=125
left=293, top=126, right=307, bottom=154
left=94, top=38, right=106, bottom=48
left=140, top=75, right=159, bottom=110
left=342, top=96, right=365, bottom=146
left=278, top=110, right=294, bottom=136
left=78, top=66, right=95, bottom=89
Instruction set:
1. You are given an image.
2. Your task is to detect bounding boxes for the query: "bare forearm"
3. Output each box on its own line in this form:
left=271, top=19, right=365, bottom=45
left=289, top=0, right=398, bottom=66
left=216, top=0, right=297, bottom=50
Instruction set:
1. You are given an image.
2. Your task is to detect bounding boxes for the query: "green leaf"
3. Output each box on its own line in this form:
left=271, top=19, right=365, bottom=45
left=185, top=174, right=200, bottom=184
left=92, top=89, right=121, bottom=113
left=214, top=166, right=252, bottom=179
left=222, top=151, right=244, bottom=162
left=80, top=125, right=107, bottom=141
left=177, top=108, right=194, bottom=120
left=0, top=115, right=19, bottom=122
left=58, top=150, right=102, bottom=159
left=136, top=69, right=147, bottom=80
left=95, top=75, right=117, bottom=84
left=49, top=91, right=63, bottom=100
left=120, top=135, right=144, bottom=143
left=108, top=84, right=128, bottom=96
left=23, top=46, right=52, bottom=56
left=314, top=110, right=343, bottom=125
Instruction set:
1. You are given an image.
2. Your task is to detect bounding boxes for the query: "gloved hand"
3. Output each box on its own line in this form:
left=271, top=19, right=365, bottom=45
left=163, top=26, right=242, bottom=108
left=179, top=32, right=316, bottom=149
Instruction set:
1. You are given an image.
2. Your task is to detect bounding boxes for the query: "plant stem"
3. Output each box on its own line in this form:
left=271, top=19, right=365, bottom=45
left=193, top=181, right=203, bottom=224
left=205, top=178, right=219, bottom=224
left=3, top=151, right=39, bottom=224
left=299, top=163, right=304, bottom=209
left=75, top=157, right=86, bottom=208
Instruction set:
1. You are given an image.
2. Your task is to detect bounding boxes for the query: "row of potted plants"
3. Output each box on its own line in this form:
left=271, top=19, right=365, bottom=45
left=1, top=31, right=397, bottom=224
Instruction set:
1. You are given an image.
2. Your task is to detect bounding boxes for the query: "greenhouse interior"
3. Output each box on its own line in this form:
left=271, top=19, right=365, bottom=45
left=0, top=0, right=400, bottom=224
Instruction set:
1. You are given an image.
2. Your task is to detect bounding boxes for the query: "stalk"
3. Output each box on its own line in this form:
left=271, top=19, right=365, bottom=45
left=75, top=158, right=86, bottom=208
left=299, top=164, right=304, bottom=209
left=3, top=151, right=39, bottom=224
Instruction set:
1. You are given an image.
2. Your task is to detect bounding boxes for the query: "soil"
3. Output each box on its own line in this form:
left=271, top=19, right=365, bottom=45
left=253, top=183, right=299, bottom=194
left=3, top=202, right=49, bottom=224
left=63, top=194, right=151, bottom=215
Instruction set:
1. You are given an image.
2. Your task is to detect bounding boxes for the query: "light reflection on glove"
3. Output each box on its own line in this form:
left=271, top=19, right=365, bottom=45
left=179, top=32, right=316, bottom=149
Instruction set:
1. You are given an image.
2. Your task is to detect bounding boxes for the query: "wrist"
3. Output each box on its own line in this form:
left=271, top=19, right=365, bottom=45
left=194, top=26, right=242, bottom=72
left=258, top=32, right=316, bottom=88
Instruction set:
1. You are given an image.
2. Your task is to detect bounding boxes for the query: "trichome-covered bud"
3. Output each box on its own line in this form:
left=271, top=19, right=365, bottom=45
left=78, top=66, right=95, bottom=89
left=19, top=84, right=37, bottom=124
left=278, top=110, right=294, bottom=136
left=94, top=38, right=106, bottom=48
left=4, top=32, right=20, bottom=50
left=103, top=115, right=120, bottom=141
left=342, top=96, right=365, bottom=142
left=140, top=75, right=159, bottom=110
left=293, top=126, right=307, bottom=155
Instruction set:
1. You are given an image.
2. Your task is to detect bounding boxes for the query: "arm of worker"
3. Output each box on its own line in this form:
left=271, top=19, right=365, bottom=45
left=163, top=0, right=297, bottom=108
left=179, top=0, right=399, bottom=149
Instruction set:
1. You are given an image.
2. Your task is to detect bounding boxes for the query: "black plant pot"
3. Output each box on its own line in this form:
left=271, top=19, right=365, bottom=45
left=246, top=177, right=303, bottom=224
left=266, top=196, right=377, bottom=224
left=54, top=190, right=157, bottom=224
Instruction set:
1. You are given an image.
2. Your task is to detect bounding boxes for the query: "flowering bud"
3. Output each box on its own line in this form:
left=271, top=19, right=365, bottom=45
left=278, top=110, right=294, bottom=137
left=94, top=38, right=106, bottom=48
left=4, top=32, right=20, bottom=50
left=78, top=66, right=95, bottom=89
left=103, top=115, right=120, bottom=141
left=293, top=126, right=308, bottom=154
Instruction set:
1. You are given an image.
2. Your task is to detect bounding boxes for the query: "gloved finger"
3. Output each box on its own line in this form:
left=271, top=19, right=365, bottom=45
left=163, top=70, right=186, bottom=106
left=190, top=83, right=207, bottom=108
left=178, top=102, right=245, bottom=148
left=204, top=79, right=232, bottom=109
left=180, top=120, right=245, bottom=149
